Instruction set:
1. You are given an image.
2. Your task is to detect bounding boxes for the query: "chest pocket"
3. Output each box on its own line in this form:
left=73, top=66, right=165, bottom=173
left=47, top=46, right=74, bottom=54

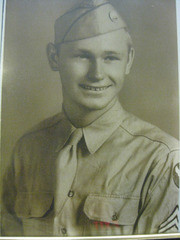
left=14, top=192, right=54, bottom=218
left=83, top=194, right=140, bottom=226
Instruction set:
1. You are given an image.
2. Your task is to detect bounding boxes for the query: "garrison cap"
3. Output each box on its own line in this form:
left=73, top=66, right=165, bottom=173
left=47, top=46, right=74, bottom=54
left=54, top=0, right=127, bottom=44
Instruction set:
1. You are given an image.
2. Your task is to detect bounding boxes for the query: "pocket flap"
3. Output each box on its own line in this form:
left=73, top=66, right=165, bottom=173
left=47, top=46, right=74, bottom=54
left=15, top=192, right=53, bottom=218
left=84, top=194, right=139, bottom=225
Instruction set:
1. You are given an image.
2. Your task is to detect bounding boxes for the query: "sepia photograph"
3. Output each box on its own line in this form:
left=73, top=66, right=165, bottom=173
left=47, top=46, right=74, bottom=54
left=0, top=0, right=180, bottom=238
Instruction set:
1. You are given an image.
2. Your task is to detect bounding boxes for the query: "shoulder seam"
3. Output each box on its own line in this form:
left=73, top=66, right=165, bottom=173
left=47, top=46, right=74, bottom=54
left=119, top=124, right=172, bottom=152
left=20, top=114, right=63, bottom=139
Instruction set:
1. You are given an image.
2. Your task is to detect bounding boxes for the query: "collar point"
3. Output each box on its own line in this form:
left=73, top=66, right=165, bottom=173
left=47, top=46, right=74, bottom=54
left=87, top=146, right=99, bottom=154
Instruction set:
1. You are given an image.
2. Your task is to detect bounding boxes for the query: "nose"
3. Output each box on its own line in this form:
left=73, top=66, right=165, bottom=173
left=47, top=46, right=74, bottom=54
left=87, top=59, right=104, bottom=81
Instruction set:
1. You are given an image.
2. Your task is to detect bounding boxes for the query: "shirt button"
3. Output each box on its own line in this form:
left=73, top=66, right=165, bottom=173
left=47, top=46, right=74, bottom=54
left=68, top=190, right=74, bottom=198
left=61, top=228, right=67, bottom=235
left=112, top=214, right=118, bottom=221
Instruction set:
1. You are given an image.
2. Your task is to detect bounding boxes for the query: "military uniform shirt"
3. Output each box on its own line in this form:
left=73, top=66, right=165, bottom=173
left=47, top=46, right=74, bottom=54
left=2, top=100, right=179, bottom=236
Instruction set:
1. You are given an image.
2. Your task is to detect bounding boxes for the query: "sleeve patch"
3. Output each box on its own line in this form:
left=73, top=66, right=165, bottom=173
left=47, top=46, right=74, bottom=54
left=158, top=205, right=179, bottom=233
left=173, top=163, right=180, bottom=188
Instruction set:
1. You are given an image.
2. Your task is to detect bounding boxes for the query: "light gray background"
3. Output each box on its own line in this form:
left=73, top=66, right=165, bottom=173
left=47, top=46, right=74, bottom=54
left=1, top=0, right=179, bottom=176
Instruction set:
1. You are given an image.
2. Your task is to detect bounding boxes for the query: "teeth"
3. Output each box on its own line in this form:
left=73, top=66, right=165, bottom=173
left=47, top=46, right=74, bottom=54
left=80, top=85, right=109, bottom=91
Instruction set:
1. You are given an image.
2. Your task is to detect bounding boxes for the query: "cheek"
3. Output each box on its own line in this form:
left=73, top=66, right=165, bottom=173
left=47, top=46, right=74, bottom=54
left=105, top=62, right=127, bottom=83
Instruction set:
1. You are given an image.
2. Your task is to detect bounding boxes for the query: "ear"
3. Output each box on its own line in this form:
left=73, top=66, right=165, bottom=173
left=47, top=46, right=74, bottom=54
left=125, top=47, right=135, bottom=75
left=47, top=43, right=59, bottom=71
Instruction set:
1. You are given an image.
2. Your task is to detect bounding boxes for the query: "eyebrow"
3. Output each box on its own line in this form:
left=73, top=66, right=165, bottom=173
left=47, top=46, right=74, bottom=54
left=104, top=51, right=122, bottom=55
left=73, top=49, right=91, bottom=54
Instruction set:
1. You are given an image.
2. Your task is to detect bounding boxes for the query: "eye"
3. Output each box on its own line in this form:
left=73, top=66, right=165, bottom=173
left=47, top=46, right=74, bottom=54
left=104, top=56, right=120, bottom=62
left=75, top=53, right=90, bottom=60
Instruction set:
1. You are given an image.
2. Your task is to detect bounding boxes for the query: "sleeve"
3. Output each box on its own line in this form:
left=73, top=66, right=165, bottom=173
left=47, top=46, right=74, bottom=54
left=1, top=142, right=23, bottom=236
left=133, top=149, right=179, bottom=234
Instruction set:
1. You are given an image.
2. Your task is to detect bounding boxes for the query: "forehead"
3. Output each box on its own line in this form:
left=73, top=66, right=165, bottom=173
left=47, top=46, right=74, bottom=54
left=59, top=29, right=129, bottom=55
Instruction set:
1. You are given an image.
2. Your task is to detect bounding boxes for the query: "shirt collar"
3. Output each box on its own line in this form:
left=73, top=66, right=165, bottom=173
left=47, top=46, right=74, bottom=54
left=55, top=100, right=126, bottom=154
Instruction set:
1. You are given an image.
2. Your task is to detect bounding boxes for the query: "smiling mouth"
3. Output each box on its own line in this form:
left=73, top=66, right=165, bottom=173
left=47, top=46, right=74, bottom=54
left=79, top=84, right=111, bottom=91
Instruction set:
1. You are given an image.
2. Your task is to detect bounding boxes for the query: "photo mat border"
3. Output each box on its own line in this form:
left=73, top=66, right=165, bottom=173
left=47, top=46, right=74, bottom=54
left=0, top=0, right=180, bottom=239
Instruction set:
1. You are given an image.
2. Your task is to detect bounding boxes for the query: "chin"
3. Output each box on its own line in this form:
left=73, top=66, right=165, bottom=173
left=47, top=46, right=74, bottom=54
left=79, top=99, right=115, bottom=111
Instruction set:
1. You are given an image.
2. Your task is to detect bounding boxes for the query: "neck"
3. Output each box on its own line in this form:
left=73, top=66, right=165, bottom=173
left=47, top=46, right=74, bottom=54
left=63, top=98, right=118, bottom=128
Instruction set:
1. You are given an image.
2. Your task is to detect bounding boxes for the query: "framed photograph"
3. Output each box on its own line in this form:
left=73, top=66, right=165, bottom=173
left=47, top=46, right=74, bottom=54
left=0, top=0, right=180, bottom=239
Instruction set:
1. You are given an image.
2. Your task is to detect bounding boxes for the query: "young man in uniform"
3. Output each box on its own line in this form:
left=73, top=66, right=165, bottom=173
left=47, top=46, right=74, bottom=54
left=2, top=0, right=179, bottom=236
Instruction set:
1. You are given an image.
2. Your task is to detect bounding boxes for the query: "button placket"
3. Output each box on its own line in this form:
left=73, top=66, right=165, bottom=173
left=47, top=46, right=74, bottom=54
left=54, top=130, right=82, bottom=236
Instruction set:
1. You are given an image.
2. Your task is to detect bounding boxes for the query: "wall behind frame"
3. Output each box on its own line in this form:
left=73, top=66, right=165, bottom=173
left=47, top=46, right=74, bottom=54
left=1, top=0, right=179, bottom=175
